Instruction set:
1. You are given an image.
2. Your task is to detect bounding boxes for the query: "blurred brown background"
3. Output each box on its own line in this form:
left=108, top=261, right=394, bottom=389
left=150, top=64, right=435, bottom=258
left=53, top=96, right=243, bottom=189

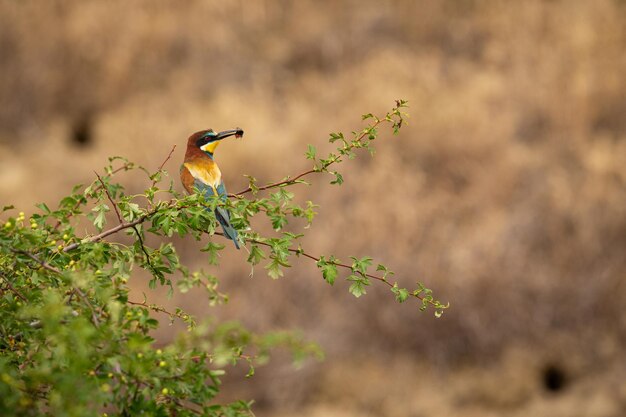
left=1, top=1, right=626, bottom=416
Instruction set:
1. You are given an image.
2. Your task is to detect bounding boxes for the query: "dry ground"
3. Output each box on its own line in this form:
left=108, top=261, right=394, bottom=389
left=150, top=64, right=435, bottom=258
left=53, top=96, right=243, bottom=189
left=1, top=1, right=625, bottom=415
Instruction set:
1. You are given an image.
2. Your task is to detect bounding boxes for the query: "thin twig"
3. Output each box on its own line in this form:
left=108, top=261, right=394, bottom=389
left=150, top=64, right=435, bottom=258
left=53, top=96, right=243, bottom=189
left=63, top=215, right=149, bottom=252
left=60, top=146, right=176, bottom=252
left=233, top=118, right=383, bottom=196
left=132, top=144, right=176, bottom=269
left=62, top=197, right=184, bottom=253
left=231, top=169, right=316, bottom=197
left=151, top=144, right=177, bottom=189
left=109, top=148, right=175, bottom=268
left=73, top=287, right=101, bottom=326
left=131, top=224, right=158, bottom=275
left=124, top=373, right=204, bottom=415
left=53, top=161, right=135, bottom=230
left=95, top=171, right=123, bottom=224
left=13, top=249, right=62, bottom=274
left=146, top=144, right=177, bottom=212
left=127, top=299, right=189, bottom=322
left=246, top=237, right=433, bottom=305
left=0, top=272, right=27, bottom=302
left=95, top=168, right=157, bottom=272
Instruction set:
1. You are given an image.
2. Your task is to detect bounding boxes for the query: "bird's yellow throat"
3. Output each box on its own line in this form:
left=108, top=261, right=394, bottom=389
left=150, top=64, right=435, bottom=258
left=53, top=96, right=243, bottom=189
left=200, top=141, right=219, bottom=154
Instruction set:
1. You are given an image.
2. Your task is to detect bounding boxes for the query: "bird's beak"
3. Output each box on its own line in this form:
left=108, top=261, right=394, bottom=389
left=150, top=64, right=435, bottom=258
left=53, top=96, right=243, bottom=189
left=216, top=128, right=244, bottom=140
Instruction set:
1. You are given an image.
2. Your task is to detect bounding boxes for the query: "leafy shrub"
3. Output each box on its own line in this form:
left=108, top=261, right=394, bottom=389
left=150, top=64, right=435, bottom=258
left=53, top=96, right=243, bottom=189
left=0, top=101, right=447, bottom=416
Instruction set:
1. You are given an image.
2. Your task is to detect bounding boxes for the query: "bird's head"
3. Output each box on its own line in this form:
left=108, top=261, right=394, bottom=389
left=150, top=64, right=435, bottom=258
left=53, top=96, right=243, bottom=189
left=187, top=128, right=244, bottom=155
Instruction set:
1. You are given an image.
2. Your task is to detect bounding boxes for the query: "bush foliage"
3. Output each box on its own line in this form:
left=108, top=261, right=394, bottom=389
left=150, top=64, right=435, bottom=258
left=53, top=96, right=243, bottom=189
left=0, top=101, right=447, bottom=416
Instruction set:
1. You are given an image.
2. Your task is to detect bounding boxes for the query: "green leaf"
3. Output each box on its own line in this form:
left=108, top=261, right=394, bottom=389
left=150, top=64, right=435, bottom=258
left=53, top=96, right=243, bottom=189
left=330, top=171, right=344, bottom=185
left=329, top=132, right=344, bottom=143
left=265, top=258, right=284, bottom=279
left=348, top=280, right=367, bottom=298
left=246, top=175, right=260, bottom=194
left=201, top=241, right=225, bottom=265
left=149, top=171, right=162, bottom=183
left=350, top=256, right=373, bottom=274
left=304, top=201, right=317, bottom=225
left=119, top=201, right=141, bottom=221
left=347, top=274, right=370, bottom=298
left=305, top=144, right=317, bottom=160
left=316, top=256, right=338, bottom=285
left=391, top=285, right=409, bottom=303
left=36, top=203, right=51, bottom=213
left=275, top=187, right=294, bottom=203
left=376, top=263, right=394, bottom=279
left=91, top=203, right=110, bottom=231
left=270, top=214, right=288, bottom=231
left=247, top=245, right=266, bottom=266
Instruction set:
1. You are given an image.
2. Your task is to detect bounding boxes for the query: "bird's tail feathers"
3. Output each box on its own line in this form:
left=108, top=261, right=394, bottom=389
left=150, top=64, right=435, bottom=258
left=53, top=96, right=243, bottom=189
left=214, top=207, right=240, bottom=250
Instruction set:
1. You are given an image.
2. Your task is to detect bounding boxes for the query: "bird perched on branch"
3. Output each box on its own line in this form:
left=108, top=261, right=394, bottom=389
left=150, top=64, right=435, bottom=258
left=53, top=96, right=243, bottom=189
left=180, top=128, right=244, bottom=249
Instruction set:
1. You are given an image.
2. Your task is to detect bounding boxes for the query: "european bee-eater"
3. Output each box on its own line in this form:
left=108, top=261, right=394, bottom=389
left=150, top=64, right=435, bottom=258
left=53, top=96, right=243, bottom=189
left=180, top=128, right=243, bottom=249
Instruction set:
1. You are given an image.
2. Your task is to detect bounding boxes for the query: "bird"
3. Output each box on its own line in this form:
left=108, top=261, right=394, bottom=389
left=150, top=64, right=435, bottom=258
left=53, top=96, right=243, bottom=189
left=180, top=128, right=244, bottom=249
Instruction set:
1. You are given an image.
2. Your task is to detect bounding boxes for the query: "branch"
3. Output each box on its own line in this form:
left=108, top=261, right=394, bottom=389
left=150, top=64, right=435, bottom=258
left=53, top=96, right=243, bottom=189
left=93, top=170, right=158, bottom=274
left=246, top=237, right=438, bottom=306
left=63, top=215, right=149, bottom=252
left=57, top=103, right=444, bottom=311
left=59, top=192, right=442, bottom=309
left=54, top=161, right=135, bottom=230
left=125, top=373, right=204, bottom=415
left=131, top=225, right=157, bottom=272
left=127, top=299, right=190, bottom=323
left=232, top=118, right=384, bottom=196
left=61, top=198, right=200, bottom=253
left=13, top=249, right=62, bottom=274
left=231, top=169, right=316, bottom=197
left=0, top=272, right=27, bottom=302
left=151, top=144, right=177, bottom=189
left=61, top=200, right=441, bottom=308
left=74, top=287, right=101, bottom=327
left=95, top=171, right=123, bottom=224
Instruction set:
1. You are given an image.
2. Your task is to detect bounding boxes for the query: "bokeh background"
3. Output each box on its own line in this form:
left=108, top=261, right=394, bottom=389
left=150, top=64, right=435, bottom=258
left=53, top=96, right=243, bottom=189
left=1, top=1, right=626, bottom=416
